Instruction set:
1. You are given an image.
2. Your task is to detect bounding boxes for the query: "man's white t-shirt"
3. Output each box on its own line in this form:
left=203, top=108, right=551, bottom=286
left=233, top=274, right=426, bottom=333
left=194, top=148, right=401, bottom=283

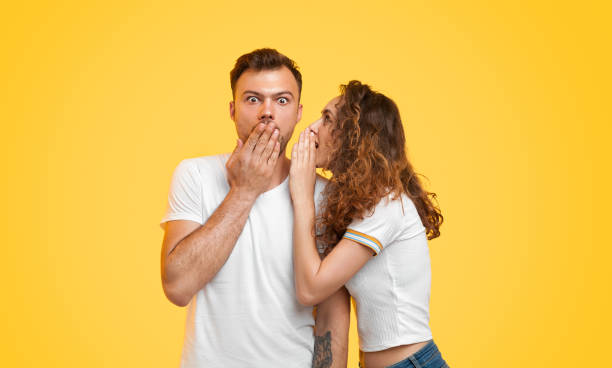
left=161, top=154, right=325, bottom=368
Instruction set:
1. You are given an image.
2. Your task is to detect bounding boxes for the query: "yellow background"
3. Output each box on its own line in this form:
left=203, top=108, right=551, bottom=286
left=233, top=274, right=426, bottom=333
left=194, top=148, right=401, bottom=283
left=2, top=1, right=610, bottom=366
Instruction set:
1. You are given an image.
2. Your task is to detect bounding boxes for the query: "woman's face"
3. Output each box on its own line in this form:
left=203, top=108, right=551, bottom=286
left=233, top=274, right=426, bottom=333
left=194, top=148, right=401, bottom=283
left=308, top=96, right=341, bottom=169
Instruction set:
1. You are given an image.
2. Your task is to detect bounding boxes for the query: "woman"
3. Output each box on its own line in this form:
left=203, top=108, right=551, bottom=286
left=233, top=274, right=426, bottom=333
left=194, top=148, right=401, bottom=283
left=289, top=81, right=448, bottom=368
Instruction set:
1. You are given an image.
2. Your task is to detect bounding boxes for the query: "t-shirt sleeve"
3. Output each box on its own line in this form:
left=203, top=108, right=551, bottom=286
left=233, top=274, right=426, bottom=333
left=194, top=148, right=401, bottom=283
left=160, top=159, right=203, bottom=228
left=342, top=197, right=408, bottom=255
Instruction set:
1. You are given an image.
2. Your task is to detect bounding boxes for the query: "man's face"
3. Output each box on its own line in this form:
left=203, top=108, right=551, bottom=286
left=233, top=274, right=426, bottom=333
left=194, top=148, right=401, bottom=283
left=230, top=66, right=302, bottom=155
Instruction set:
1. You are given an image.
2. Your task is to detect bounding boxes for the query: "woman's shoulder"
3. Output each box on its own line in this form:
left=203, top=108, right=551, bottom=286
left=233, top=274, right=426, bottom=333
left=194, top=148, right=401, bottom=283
left=372, top=192, right=419, bottom=217
left=371, top=192, right=425, bottom=239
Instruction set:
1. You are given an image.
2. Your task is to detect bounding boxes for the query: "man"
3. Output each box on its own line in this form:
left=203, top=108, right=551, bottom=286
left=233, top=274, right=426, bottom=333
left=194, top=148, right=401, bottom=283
left=160, top=48, right=350, bottom=368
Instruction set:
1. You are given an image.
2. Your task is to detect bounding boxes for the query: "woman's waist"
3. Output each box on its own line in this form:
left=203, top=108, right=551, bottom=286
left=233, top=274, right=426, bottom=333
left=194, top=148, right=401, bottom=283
left=360, top=340, right=431, bottom=368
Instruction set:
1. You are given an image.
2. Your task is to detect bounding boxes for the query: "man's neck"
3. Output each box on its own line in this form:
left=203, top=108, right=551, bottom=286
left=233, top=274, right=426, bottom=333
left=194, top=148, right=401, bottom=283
left=266, top=155, right=291, bottom=192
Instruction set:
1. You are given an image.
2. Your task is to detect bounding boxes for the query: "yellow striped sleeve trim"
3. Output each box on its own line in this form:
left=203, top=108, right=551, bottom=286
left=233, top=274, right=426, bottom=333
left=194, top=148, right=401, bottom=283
left=343, top=229, right=382, bottom=255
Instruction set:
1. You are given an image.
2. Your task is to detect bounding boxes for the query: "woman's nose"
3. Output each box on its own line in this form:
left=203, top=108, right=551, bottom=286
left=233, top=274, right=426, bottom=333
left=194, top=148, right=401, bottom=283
left=308, top=119, right=321, bottom=133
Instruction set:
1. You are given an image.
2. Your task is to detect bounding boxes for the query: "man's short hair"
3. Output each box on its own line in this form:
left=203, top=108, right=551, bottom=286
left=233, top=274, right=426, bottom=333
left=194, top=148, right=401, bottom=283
left=230, top=48, right=302, bottom=100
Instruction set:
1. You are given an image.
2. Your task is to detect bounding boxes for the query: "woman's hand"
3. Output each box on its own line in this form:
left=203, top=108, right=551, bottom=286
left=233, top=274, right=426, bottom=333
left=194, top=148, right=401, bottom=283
left=290, top=129, right=317, bottom=208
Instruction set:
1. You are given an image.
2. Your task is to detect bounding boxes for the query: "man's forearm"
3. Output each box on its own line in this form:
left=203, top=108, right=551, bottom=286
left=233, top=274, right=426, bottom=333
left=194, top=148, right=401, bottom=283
left=162, top=188, right=257, bottom=304
left=313, top=287, right=351, bottom=368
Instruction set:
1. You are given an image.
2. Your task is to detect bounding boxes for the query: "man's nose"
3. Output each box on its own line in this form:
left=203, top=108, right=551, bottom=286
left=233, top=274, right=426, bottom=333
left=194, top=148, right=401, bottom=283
left=258, top=99, right=274, bottom=122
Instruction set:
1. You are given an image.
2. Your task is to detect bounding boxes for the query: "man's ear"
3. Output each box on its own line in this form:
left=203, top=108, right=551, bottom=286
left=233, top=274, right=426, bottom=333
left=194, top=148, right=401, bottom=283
left=229, top=100, right=235, bottom=121
left=297, top=103, right=303, bottom=122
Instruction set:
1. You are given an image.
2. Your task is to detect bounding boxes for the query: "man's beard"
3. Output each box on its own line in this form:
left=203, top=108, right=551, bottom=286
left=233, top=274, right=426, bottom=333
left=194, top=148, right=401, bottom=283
left=277, top=135, right=288, bottom=156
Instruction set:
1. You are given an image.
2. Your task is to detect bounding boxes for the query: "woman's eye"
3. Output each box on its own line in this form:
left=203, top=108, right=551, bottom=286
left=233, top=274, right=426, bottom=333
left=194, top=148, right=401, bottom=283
left=247, top=96, right=259, bottom=103
left=278, top=97, right=288, bottom=104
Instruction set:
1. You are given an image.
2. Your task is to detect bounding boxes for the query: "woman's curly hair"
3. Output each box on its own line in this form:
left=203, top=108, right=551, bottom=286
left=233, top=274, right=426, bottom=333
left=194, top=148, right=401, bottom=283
left=317, top=81, right=443, bottom=251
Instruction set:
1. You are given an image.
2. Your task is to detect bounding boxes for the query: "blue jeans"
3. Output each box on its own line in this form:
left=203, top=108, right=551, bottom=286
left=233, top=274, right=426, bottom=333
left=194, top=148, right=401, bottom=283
left=360, top=340, right=449, bottom=368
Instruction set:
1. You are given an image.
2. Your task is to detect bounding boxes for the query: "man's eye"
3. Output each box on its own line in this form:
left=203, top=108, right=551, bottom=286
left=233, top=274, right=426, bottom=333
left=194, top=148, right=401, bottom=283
left=278, top=97, right=288, bottom=104
left=247, top=96, right=259, bottom=103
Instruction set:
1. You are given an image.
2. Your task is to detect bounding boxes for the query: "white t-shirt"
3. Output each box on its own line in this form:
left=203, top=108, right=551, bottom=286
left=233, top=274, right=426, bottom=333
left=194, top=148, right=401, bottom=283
left=341, top=194, right=433, bottom=352
left=161, top=154, right=325, bottom=368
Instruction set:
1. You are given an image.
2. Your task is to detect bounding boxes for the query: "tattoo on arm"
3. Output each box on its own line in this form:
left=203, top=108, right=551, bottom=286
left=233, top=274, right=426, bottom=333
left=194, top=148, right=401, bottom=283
left=312, top=331, right=332, bottom=368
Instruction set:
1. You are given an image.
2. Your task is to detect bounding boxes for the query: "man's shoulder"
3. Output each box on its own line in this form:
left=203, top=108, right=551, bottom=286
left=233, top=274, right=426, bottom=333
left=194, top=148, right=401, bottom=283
left=170, top=154, right=231, bottom=191
left=315, top=174, right=329, bottom=193
left=177, top=153, right=230, bottom=174
left=314, top=174, right=329, bottom=211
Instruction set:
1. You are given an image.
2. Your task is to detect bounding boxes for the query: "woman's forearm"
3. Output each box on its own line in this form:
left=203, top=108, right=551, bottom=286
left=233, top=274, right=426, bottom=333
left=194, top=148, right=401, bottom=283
left=292, top=200, right=322, bottom=306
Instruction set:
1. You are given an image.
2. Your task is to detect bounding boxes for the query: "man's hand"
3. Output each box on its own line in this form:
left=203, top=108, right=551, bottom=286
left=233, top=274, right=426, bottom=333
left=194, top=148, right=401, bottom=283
left=226, top=122, right=281, bottom=199
left=290, top=129, right=317, bottom=208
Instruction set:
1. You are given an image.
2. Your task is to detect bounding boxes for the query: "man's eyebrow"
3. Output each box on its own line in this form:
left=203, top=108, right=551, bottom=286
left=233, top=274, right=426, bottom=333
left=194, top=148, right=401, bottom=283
left=242, top=90, right=263, bottom=96
left=241, top=90, right=295, bottom=98
left=274, top=91, right=295, bottom=98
